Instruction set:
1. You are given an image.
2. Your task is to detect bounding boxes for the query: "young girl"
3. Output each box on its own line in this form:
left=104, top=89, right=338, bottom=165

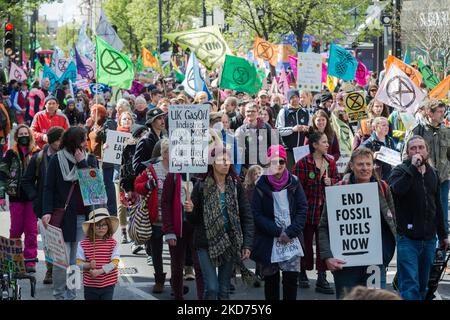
left=76, top=208, right=120, bottom=300
left=243, top=165, right=263, bottom=204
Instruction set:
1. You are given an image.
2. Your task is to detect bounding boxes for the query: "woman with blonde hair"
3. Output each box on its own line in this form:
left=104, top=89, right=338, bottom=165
left=194, top=91, right=209, bottom=104
left=0, top=124, right=40, bottom=272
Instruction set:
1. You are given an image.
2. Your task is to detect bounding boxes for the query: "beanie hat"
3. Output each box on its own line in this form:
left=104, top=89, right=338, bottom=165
left=267, top=145, right=287, bottom=162
left=287, top=89, right=299, bottom=102
left=66, top=98, right=75, bottom=106
left=47, top=126, right=65, bottom=144
left=44, top=95, right=58, bottom=104
left=131, top=124, right=147, bottom=138
left=321, top=92, right=333, bottom=103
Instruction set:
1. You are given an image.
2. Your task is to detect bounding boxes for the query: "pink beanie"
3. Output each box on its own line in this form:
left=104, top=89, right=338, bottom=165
left=267, top=145, right=287, bottom=161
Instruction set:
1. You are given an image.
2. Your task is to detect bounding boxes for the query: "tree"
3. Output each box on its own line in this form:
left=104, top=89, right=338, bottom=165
left=55, top=22, right=78, bottom=52
left=401, top=0, right=450, bottom=78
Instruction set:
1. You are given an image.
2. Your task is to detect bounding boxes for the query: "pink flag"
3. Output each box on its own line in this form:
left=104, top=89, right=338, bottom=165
left=289, top=55, right=297, bottom=80
left=322, top=63, right=328, bottom=83
left=279, top=68, right=290, bottom=100
left=355, top=59, right=369, bottom=86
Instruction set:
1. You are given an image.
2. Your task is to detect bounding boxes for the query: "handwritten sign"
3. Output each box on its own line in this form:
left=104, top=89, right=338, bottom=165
left=169, top=104, right=210, bottom=173
left=103, top=131, right=132, bottom=165
left=77, top=168, right=108, bottom=206
left=325, top=183, right=382, bottom=267
left=297, top=52, right=322, bottom=91
left=40, top=223, right=69, bottom=269
left=0, top=236, right=25, bottom=274
left=336, top=153, right=351, bottom=174
left=293, top=145, right=310, bottom=163
left=377, top=146, right=401, bottom=167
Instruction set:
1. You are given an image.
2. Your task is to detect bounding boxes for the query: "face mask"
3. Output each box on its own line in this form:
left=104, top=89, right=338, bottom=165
left=213, top=122, right=224, bottom=132
left=18, top=136, right=30, bottom=146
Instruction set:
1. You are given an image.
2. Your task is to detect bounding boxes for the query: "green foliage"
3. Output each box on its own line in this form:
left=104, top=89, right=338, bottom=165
left=55, top=23, right=78, bottom=52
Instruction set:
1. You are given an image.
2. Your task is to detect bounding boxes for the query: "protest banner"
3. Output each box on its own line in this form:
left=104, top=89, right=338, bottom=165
left=344, top=91, right=367, bottom=122
left=325, top=182, right=383, bottom=267
left=336, top=153, right=350, bottom=174
left=386, top=55, right=422, bottom=87
left=297, top=52, right=322, bottom=91
left=77, top=168, right=108, bottom=206
left=41, top=224, right=69, bottom=269
left=103, top=131, right=132, bottom=165
left=376, top=146, right=401, bottom=167
left=293, top=145, right=310, bottom=163
left=38, top=221, right=52, bottom=264
left=169, top=104, right=209, bottom=173
left=0, top=236, right=25, bottom=274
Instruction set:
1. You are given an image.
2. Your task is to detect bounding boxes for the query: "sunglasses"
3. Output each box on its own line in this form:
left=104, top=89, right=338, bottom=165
left=271, top=159, right=286, bottom=166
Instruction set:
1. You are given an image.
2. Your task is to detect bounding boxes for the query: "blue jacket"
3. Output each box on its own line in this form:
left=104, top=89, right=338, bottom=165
left=250, top=173, right=307, bottom=266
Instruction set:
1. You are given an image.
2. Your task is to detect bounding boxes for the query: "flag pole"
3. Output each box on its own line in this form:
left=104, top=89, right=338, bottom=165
left=217, top=66, right=223, bottom=111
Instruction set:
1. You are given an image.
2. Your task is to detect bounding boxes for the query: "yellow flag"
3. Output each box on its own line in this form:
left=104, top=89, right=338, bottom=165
left=429, top=75, right=450, bottom=99
left=142, top=47, right=159, bottom=69
left=386, top=55, right=422, bottom=87
left=164, top=26, right=231, bottom=70
left=254, top=37, right=278, bottom=67
left=326, top=75, right=337, bottom=92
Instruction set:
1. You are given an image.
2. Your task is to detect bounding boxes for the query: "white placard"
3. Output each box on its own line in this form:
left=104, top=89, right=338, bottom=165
left=293, top=145, right=310, bottom=163
left=41, top=223, right=69, bottom=269
left=336, top=153, right=351, bottom=174
left=297, top=52, right=323, bottom=91
left=103, top=131, right=132, bottom=165
left=325, top=182, right=382, bottom=267
left=169, top=104, right=210, bottom=173
left=376, top=146, right=401, bottom=167
left=399, top=112, right=417, bottom=131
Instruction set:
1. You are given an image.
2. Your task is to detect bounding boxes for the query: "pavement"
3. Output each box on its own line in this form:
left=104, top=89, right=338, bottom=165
left=1, top=208, right=450, bottom=300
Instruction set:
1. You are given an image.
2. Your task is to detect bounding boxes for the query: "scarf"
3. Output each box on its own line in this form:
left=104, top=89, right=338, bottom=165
left=57, top=148, right=80, bottom=182
left=267, top=168, right=289, bottom=192
left=117, top=126, right=131, bottom=133
left=203, top=175, right=243, bottom=267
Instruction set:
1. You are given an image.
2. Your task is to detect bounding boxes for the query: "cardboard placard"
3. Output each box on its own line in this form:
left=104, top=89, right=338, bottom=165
left=103, top=131, right=132, bottom=165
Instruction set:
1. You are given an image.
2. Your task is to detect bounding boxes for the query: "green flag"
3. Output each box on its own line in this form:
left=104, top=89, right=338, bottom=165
left=418, top=59, right=439, bottom=90
left=219, top=55, right=263, bottom=94
left=135, top=56, right=143, bottom=73
left=164, top=26, right=231, bottom=70
left=35, top=60, right=43, bottom=81
left=95, top=35, right=134, bottom=90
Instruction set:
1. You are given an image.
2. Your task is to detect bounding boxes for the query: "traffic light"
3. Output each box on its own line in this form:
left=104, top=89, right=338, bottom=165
left=4, top=22, right=14, bottom=57
left=312, top=40, right=320, bottom=53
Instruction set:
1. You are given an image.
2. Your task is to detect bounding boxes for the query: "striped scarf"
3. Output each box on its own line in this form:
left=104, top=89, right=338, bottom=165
left=203, top=175, right=243, bottom=267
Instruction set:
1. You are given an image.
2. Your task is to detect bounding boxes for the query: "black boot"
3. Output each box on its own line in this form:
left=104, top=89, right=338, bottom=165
left=315, top=271, right=335, bottom=294
left=121, top=229, right=129, bottom=244
left=298, top=270, right=310, bottom=288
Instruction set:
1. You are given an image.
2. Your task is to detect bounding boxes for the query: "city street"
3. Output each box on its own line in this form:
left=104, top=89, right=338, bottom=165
left=2, top=208, right=450, bottom=301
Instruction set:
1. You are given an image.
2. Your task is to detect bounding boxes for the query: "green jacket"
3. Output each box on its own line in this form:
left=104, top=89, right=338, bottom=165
left=319, top=173, right=396, bottom=263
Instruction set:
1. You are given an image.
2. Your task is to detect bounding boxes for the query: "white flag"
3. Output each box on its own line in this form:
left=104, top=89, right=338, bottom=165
left=96, top=10, right=124, bottom=51
left=182, top=52, right=205, bottom=98
left=54, top=57, right=71, bottom=78
left=76, top=21, right=96, bottom=61
left=375, top=64, right=426, bottom=114
left=9, top=62, right=27, bottom=82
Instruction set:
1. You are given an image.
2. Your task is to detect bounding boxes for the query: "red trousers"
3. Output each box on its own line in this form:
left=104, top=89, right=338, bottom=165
left=301, top=223, right=327, bottom=272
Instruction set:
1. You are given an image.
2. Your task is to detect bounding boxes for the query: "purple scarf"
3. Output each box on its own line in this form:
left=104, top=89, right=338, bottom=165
left=267, top=169, right=289, bottom=192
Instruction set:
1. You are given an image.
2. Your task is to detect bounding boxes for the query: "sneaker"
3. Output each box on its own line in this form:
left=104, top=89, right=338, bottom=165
left=147, top=255, right=152, bottom=266
left=43, top=269, right=53, bottom=285
left=184, top=266, right=195, bottom=281
left=131, top=244, right=144, bottom=255
left=121, top=232, right=129, bottom=244
left=298, top=271, right=310, bottom=288
left=315, top=273, right=334, bottom=294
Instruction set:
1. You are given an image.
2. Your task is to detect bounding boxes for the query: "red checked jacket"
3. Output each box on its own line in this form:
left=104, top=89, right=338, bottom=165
left=292, top=153, right=338, bottom=225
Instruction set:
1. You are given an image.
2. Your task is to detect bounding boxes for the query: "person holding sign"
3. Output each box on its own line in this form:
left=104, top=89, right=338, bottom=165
left=319, top=148, right=397, bottom=299
left=42, top=127, right=97, bottom=300
left=251, top=145, right=307, bottom=300
left=186, top=148, right=254, bottom=300
left=389, top=135, right=448, bottom=300
left=293, top=132, right=338, bottom=294
left=360, top=117, right=396, bottom=181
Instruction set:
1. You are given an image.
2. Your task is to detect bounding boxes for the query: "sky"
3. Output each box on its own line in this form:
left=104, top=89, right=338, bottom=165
left=39, top=0, right=79, bottom=25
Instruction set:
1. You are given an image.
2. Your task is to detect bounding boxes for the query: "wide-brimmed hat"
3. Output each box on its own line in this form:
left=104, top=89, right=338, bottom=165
left=82, top=208, right=119, bottom=235
left=145, top=108, right=167, bottom=127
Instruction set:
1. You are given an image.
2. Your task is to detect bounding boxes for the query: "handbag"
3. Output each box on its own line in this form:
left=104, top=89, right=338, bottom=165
left=127, top=167, right=154, bottom=245
left=49, top=182, right=76, bottom=228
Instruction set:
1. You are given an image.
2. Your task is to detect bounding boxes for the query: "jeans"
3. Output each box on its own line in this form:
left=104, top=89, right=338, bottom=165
left=84, top=285, right=115, bottom=300
left=145, top=225, right=164, bottom=275
left=53, top=215, right=85, bottom=300
left=103, top=165, right=117, bottom=216
left=197, top=248, right=234, bottom=300
left=440, top=180, right=449, bottom=233
left=9, top=201, right=38, bottom=267
left=396, top=235, right=436, bottom=300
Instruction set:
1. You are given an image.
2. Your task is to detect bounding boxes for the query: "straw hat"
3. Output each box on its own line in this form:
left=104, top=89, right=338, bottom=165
left=82, top=208, right=119, bottom=235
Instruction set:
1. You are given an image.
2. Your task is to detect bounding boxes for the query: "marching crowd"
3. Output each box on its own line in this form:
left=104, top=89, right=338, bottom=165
left=0, top=62, right=449, bottom=301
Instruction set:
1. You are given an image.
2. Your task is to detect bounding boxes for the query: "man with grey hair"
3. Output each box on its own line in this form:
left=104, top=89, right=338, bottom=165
left=223, top=96, right=238, bottom=119
left=403, top=99, right=450, bottom=232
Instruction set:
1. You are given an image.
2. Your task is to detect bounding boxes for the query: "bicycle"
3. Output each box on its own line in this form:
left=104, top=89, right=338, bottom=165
left=1, top=258, right=38, bottom=300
